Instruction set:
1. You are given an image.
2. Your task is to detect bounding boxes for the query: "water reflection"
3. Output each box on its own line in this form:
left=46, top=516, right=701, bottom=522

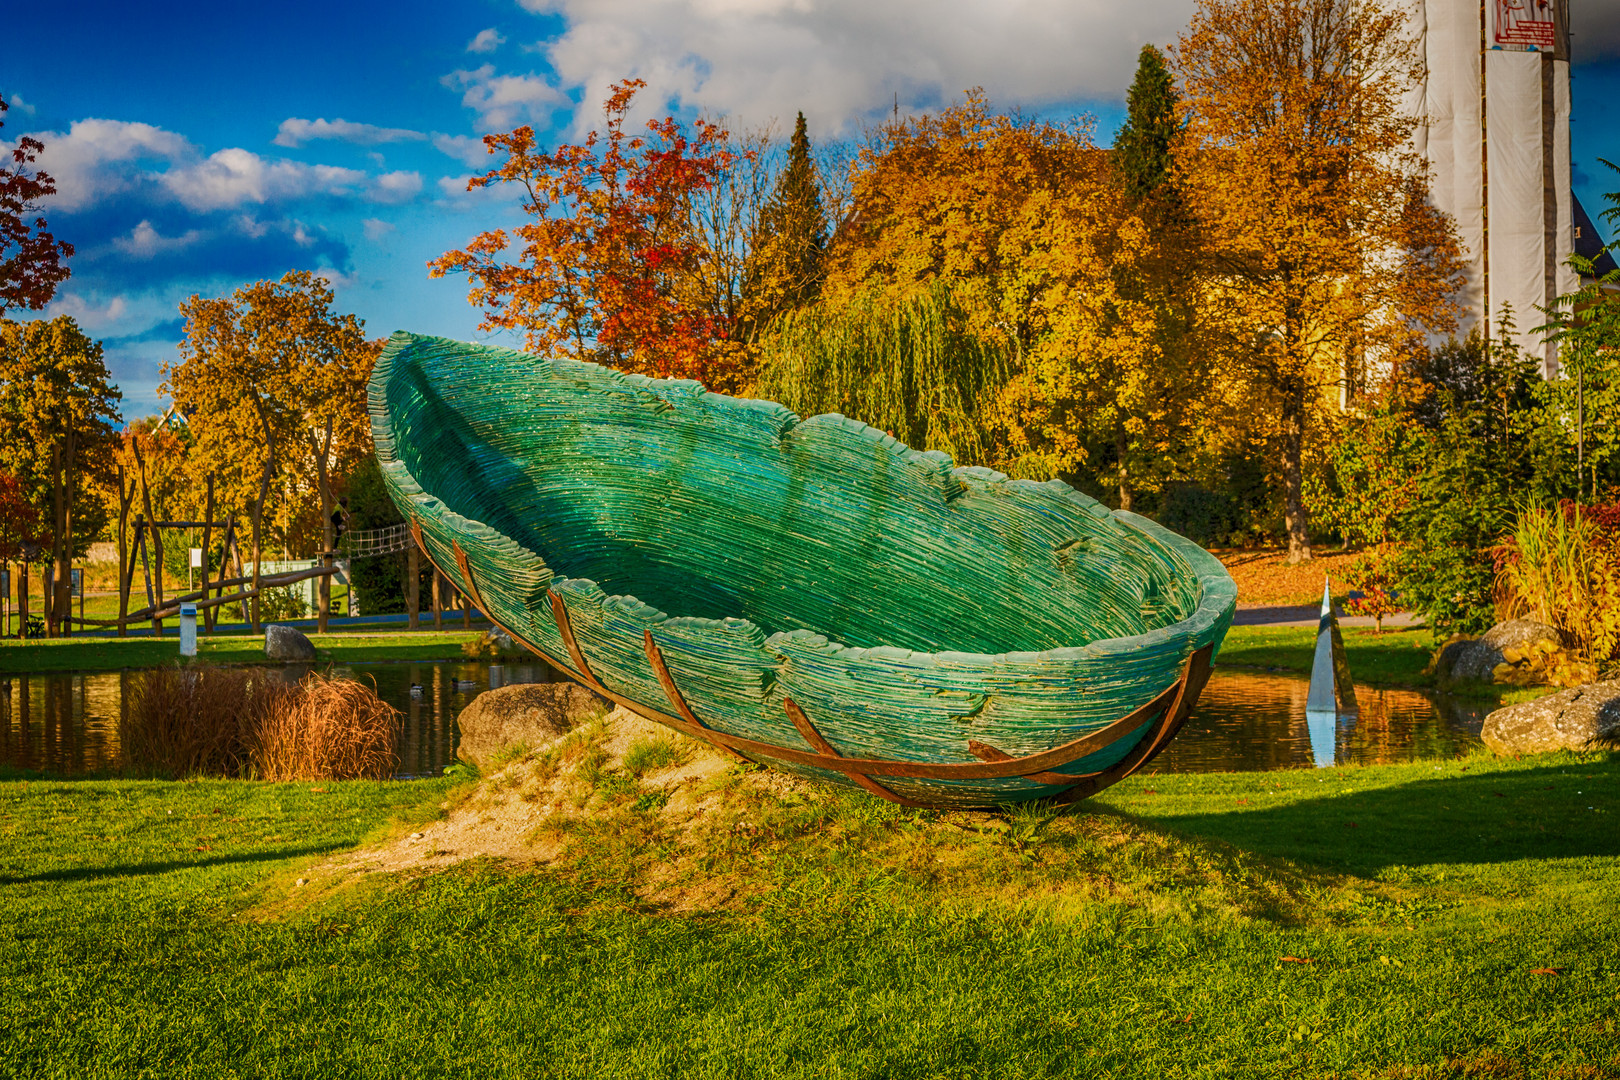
left=0, top=664, right=1484, bottom=778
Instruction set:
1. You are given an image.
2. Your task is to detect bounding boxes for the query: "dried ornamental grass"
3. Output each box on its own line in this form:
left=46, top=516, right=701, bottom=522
left=121, top=665, right=400, bottom=780
left=1497, top=504, right=1620, bottom=668
left=248, top=672, right=401, bottom=781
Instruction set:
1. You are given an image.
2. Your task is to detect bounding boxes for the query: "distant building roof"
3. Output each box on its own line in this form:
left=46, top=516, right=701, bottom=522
left=1573, top=192, right=1619, bottom=278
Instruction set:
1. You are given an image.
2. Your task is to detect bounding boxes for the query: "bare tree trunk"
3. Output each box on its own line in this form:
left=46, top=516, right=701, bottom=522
left=432, top=568, right=443, bottom=630
left=1281, top=388, right=1311, bottom=564
left=134, top=441, right=164, bottom=636
left=311, top=418, right=334, bottom=635
left=407, top=541, right=420, bottom=630
left=200, top=475, right=215, bottom=633
left=247, top=391, right=278, bottom=634
left=1115, top=425, right=1133, bottom=512
left=47, top=444, right=61, bottom=638
left=17, top=561, right=27, bottom=637
left=116, top=463, right=133, bottom=637
left=57, top=431, right=77, bottom=637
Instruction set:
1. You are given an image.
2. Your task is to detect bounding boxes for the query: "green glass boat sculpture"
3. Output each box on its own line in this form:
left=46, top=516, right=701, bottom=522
left=371, top=332, right=1237, bottom=808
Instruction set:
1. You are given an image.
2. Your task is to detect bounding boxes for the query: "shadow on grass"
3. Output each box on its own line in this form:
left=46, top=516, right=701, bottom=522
left=1129, top=757, right=1620, bottom=875
left=0, top=844, right=343, bottom=886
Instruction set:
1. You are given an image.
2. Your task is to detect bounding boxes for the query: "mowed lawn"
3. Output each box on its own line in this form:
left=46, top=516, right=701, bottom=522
left=1, top=750, right=1616, bottom=1078
left=0, top=631, right=486, bottom=674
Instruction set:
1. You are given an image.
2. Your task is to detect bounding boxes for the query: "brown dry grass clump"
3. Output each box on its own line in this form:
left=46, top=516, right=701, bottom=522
left=249, top=673, right=400, bottom=781
left=121, top=665, right=400, bottom=780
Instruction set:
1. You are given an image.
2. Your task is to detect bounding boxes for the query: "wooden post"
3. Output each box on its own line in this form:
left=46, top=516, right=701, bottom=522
left=432, top=568, right=443, bottom=630
left=136, top=528, right=155, bottom=621
left=47, top=443, right=60, bottom=638
left=407, top=540, right=420, bottom=630
left=312, top=417, right=334, bottom=635
left=132, top=441, right=164, bottom=637
left=200, top=476, right=215, bottom=633
left=116, top=463, right=134, bottom=638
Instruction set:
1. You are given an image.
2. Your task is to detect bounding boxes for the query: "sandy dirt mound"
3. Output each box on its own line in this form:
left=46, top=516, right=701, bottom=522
left=319, top=705, right=819, bottom=880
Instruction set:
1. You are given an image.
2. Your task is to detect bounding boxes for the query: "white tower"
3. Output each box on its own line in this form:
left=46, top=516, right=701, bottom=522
left=1411, top=0, right=1577, bottom=374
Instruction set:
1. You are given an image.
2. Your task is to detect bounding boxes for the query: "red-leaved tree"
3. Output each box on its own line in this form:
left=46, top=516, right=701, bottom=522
left=430, top=79, right=751, bottom=391
left=0, top=94, right=73, bottom=315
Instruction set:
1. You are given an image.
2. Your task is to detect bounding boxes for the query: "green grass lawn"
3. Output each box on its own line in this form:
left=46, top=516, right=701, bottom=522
left=0, top=631, right=486, bottom=674
left=1217, top=624, right=1438, bottom=687
left=1, top=751, right=1615, bottom=1078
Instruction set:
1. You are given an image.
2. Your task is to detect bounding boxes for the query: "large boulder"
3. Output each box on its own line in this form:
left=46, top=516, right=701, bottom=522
left=455, top=682, right=606, bottom=770
left=1434, top=619, right=1562, bottom=684
left=1482, top=680, right=1620, bottom=754
left=264, top=624, right=317, bottom=662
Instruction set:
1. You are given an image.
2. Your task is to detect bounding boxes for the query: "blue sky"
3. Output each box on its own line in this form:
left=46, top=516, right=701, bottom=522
left=5, top=0, right=1618, bottom=421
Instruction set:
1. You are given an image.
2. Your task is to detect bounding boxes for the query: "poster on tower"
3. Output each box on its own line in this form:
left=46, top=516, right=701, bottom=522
left=1493, top=0, right=1558, bottom=50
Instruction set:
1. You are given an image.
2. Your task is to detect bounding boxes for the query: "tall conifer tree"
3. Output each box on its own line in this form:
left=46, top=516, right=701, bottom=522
left=750, top=112, right=828, bottom=326
left=1114, top=45, right=1180, bottom=205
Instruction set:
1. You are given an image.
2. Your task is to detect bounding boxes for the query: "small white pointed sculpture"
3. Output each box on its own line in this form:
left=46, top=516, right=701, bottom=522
left=1305, top=577, right=1357, bottom=767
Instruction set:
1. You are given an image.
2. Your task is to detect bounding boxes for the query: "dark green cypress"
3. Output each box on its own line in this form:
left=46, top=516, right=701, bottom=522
left=753, top=112, right=828, bottom=319
left=1114, top=45, right=1180, bottom=205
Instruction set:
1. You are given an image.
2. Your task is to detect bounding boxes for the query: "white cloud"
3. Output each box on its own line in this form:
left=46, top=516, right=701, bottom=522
left=9, top=117, right=426, bottom=214
left=112, top=220, right=205, bottom=259
left=5, top=93, right=36, bottom=116
left=5, top=118, right=194, bottom=211
left=437, top=174, right=479, bottom=197
left=522, top=0, right=1196, bottom=134
left=443, top=64, right=566, bottom=129
left=161, top=148, right=369, bottom=211
left=272, top=117, right=427, bottom=148
left=46, top=292, right=130, bottom=333
left=468, top=27, right=507, bottom=53
left=362, top=217, right=396, bottom=241
left=369, top=170, right=423, bottom=203
left=432, top=132, right=493, bottom=167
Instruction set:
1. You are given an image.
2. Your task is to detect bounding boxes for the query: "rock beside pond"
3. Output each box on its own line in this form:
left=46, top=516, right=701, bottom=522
left=1434, top=619, right=1562, bottom=684
left=1482, top=680, right=1620, bottom=754
left=264, top=624, right=317, bottom=662
left=455, top=682, right=607, bottom=770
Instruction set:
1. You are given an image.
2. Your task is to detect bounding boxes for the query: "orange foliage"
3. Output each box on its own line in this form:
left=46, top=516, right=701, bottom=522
left=431, top=79, right=752, bottom=392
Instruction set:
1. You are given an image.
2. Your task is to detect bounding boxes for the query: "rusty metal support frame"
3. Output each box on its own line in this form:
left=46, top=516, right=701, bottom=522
left=414, top=517, right=1215, bottom=808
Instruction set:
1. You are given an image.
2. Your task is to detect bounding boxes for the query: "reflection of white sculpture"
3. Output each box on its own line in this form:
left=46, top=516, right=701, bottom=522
left=1305, top=578, right=1357, bottom=768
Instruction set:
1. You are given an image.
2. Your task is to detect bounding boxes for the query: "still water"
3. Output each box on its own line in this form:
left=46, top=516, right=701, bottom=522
left=0, top=663, right=1486, bottom=778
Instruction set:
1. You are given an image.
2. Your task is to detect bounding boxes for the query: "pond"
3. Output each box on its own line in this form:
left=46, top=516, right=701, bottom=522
left=0, top=663, right=1488, bottom=779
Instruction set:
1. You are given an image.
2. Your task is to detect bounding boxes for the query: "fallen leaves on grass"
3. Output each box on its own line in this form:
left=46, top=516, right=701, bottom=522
left=1280, top=956, right=1313, bottom=964
left=1529, top=967, right=1564, bottom=976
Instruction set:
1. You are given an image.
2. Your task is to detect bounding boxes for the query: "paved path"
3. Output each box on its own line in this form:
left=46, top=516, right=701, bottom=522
left=1233, top=603, right=1424, bottom=629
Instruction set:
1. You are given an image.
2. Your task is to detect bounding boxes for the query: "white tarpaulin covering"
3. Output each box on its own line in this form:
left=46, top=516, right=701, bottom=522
left=1414, top=0, right=1572, bottom=373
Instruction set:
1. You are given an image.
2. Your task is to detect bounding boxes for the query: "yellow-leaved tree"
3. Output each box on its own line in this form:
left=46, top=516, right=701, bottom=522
left=162, top=270, right=376, bottom=630
left=1175, top=0, right=1464, bottom=561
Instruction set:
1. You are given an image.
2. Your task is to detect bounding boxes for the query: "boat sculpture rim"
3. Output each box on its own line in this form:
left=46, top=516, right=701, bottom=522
left=372, top=331, right=1238, bottom=807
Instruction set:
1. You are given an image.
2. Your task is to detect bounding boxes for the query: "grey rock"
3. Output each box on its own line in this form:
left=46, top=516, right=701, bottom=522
left=1436, top=619, right=1562, bottom=684
left=1482, top=680, right=1620, bottom=754
left=1481, top=618, right=1562, bottom=654
left=264, top=624, right=317, bottom=662
left=454, top=682, right=606, bottom=770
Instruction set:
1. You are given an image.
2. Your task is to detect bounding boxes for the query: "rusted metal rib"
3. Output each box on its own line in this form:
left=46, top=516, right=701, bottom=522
left=783, top=699, right=929, bottom=808
left=548, top=591, right=609, bottom=694
left=1118, top=643, right=1214, bottom=778
left=452, top=541, right=488, bottom=617
left=966, top=741, right=1105, bottom=787
left=642, top=631, right=750, bottom=763
left=491, top=608, right=1214, bottom=798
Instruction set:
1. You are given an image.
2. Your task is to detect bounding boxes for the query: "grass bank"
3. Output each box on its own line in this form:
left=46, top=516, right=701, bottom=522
left=1, top=748, right=1615, bottom=1078
left=0, top=631, right=486, bottom=674
left=1218, top=625, right=1436, bottom=687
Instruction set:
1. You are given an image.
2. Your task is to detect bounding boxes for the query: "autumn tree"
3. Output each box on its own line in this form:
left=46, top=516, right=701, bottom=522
left=431, top=79, right=753, bottom=392
left=0, top=94, right=73, bottom=315
left=748, top=112, right=829, bottom=327
left=164, top=271, right=376, bottom=630
left=0, top=316, right=121, bottom=635
left=1174, top=0, right=1464, bottom=561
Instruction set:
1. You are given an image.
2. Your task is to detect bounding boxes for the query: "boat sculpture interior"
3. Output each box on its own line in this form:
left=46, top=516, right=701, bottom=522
left=372, top=332, right=1239, bottom=808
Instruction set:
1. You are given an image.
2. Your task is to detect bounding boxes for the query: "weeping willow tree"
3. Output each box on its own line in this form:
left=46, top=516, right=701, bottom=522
left=754, top=284, right=1012, bottom=468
